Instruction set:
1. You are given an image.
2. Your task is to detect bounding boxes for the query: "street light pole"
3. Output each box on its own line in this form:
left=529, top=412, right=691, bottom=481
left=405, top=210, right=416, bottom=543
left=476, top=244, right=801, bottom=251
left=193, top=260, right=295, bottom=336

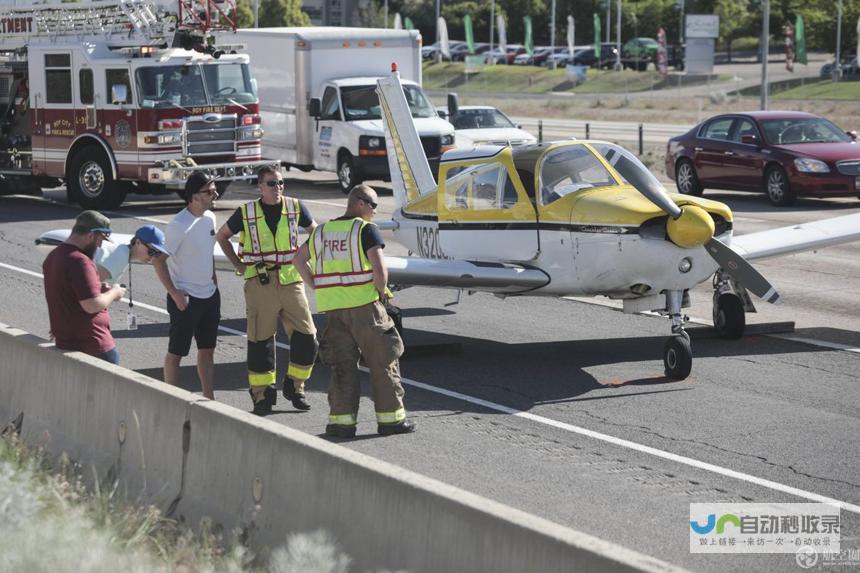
left=436, top=0, right=441, bottom=45
left=679, top=0, right=684, bottom=44
left=760, top=0, right=769, bottom=110
left=551, top=0, right=557, bottom=50
left=384, top=0, right=388, bottom=28
left=490, top=0, right=495, bottom=54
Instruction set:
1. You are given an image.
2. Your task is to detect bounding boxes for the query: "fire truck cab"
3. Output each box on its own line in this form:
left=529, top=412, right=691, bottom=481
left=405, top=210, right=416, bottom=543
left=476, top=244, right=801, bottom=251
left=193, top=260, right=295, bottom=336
left=0, top=0, right=271, bottom=208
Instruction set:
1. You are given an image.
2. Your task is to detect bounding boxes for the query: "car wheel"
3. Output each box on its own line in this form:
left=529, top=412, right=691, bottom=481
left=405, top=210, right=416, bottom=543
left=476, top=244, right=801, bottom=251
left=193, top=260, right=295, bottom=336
left=675, top=159, right=704, bottom=196
left=337, top=152, right=361, bottom=195
left=67, top=146, right=127, bottom=209
left=765, top=165, right=796, bottom=206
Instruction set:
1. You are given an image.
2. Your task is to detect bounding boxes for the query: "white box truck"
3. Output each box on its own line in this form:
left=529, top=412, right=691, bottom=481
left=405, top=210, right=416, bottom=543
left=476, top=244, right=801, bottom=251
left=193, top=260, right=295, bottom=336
left=232, top=27, right=455, bottom=193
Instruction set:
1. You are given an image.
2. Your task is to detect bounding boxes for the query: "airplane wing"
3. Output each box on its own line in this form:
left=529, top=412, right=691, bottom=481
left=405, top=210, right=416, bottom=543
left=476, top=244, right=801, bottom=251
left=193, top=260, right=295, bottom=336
left=730, top=212, right=860, bottom=261
left=385, top=255, right=550, bottom=293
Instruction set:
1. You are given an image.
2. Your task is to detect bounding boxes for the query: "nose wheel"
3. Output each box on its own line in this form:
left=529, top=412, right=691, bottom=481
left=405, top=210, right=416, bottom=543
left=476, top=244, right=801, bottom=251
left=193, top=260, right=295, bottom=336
left=663, top=333, right=692, bottom=380
left=663, top=290, right=693, bottom=380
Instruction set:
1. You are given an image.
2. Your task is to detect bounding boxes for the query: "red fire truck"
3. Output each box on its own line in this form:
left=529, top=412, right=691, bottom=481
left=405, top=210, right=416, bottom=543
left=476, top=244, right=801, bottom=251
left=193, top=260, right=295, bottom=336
left=0, top=0, right=271, bottom=208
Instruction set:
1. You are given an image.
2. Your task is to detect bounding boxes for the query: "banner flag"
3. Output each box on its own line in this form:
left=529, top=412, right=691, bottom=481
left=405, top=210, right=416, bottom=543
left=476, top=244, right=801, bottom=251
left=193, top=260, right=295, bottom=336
left=795, top=15, right=806, bottom=65
left=464, top=14, right=475, bottom=54
left=593, top=13, right=601, bottom=58
left=524, top=16, right=534, bottom=55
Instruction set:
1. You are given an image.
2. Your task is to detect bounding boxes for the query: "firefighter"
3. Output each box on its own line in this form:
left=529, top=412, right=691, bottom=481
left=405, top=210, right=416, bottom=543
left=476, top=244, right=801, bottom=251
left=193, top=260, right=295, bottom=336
left=215, top=166, right=318, bottom=415
left=292, top=185, right=416, bottom=439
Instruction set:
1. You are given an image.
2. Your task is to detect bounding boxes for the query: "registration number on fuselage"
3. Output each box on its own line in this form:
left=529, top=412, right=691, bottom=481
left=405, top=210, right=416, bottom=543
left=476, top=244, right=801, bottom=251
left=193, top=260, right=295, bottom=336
left=415, top=226, right=447, bottom=260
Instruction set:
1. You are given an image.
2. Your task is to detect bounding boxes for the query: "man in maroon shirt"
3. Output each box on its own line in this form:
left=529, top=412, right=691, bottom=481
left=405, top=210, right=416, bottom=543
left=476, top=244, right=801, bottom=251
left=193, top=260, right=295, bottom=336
left=42, top=211, right=126, bottom=363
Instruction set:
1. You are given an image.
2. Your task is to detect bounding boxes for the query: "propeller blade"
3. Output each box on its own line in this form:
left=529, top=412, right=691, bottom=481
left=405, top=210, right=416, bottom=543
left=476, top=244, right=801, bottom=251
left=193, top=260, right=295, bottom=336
left=705, top=238, right=780, bottom=303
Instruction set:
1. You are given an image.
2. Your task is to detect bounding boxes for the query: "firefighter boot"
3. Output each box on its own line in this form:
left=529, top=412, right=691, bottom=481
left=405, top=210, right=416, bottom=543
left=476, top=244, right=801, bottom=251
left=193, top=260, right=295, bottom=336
left=378, top=420, right=417, bottom=436
left=325, top=424, right=357, bottom=439
left=250, top=386, right=277, bottom=416
left=282, top=377, right=311, bottom=411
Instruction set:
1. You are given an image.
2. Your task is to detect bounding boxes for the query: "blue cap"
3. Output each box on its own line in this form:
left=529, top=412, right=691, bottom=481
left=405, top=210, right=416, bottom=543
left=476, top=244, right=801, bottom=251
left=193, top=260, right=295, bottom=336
left=133, top=225, right=168, bottom=254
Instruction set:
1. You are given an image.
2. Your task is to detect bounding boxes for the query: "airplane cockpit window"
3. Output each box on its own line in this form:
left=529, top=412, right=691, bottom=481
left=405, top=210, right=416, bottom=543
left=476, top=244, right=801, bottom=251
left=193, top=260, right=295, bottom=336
left=539, top=145, right=614, bottom=205
left=445, top=163, right=516, bottom=210
left=593, top=142, right=667, bottom=199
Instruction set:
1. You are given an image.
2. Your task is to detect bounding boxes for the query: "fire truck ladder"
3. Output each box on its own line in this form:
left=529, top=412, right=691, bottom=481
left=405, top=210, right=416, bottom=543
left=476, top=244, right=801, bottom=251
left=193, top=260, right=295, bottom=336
left=0, top=0, right=236, bottom=50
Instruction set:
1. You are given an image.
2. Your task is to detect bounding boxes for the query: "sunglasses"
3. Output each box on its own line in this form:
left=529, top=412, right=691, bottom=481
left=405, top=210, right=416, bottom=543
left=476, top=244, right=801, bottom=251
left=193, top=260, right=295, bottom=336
left=143, top=244, right=161, bottom=257
left=92, top=230, right=111, bottom=239
left=357, top=196, right=378, bottom=209
left=264, top=179, right=286, bottom=188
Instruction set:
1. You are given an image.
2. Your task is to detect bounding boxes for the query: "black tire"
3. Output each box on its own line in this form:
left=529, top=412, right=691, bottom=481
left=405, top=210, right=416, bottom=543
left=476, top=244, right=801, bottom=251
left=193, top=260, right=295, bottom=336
left=663, top=336, right=693, bottom=380
left=713, top=293, right=745, bottom=340
left=675, top=159, right=704, bottom=196
left=765, top=165, right=796, bottom=206
left=67, top=147, right=127, bottom=209
left=336, top=152, right=361, bottom=195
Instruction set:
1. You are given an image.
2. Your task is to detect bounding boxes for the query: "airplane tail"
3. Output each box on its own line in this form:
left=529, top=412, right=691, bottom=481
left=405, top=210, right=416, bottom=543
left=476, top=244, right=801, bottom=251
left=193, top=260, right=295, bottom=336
left=376, top=65, right=437, bottom=210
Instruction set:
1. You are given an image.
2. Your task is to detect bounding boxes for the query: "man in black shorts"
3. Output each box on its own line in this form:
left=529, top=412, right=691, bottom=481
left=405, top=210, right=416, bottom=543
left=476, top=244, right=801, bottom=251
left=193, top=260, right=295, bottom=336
left=152, top=172, right=221, bottom=399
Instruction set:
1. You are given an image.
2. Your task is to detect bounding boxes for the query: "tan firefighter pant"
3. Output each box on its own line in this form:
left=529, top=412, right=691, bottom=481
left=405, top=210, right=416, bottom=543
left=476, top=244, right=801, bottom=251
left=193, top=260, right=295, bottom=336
left=318, top=300, right=406, bottom=426
left=244, top=273, right=317, bottom=394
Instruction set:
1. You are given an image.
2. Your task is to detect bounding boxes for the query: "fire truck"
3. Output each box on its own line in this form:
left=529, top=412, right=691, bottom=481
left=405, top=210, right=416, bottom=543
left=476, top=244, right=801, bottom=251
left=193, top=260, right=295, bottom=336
left=0, top=0, right=271, bottom=208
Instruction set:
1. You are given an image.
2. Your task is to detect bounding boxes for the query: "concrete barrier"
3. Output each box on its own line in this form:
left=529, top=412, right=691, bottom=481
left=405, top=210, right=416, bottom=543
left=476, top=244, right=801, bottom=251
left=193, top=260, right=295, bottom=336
left=0, top=323, right=683, bottom=572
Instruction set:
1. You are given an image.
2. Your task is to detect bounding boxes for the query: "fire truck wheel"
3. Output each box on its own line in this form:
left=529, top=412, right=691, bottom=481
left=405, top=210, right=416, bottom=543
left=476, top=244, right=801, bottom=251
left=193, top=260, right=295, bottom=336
left=67, top=147, right=127, bottom=209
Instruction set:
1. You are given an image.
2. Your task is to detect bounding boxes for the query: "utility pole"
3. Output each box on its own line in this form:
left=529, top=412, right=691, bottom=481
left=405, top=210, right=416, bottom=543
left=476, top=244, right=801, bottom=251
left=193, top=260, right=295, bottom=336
left=605, top=0, right=610, bottom=43
left=836, top=0, right=843, bottom=80
left=679, top=0, right=684, bottom=44
left=551, top=0, right=556, bottom=50
left=490, top=0, right=495, bottom=54
left=760, top=0, right=769, bottom=110
left=616, top=0, right=622, bottom=70
left=384, top=0, right=388, bottom=28
left=436, top=0, right=441, bottom=45
left=253, top=0, right=259, bottom=27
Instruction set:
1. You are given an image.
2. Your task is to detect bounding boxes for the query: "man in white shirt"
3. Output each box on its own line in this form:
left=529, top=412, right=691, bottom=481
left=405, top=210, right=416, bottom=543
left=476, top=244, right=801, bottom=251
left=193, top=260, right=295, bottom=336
left=152, top=172, right=221, bottom=399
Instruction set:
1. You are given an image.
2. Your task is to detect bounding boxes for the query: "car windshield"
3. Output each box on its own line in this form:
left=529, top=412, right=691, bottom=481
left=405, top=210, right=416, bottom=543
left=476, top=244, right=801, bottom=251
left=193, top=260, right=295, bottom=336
left=451, top=109, right=515, bottom=130
left=136, top=63, right=256, bottom=109
left=341, top=84, right=435, bottom=120
left=539, top=144, right=616, bottom=205
left=760, top=118, right=852, bottom=145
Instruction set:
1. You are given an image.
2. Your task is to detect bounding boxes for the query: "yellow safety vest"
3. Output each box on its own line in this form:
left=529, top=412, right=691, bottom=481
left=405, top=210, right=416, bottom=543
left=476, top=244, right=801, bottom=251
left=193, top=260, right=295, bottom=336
left=308, top=218, right=379, bottom=312
left=239, top=197, right=302, bottom=285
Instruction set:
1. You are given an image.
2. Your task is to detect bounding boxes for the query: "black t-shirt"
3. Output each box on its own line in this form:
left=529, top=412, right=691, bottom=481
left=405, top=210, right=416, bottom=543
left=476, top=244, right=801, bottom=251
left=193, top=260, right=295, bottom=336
left=226, top=198, right=313, bottom=236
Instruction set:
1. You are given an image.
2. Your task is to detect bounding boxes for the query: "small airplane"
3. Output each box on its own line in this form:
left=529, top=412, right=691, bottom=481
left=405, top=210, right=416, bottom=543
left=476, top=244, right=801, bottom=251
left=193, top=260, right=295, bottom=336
left=36, top=65, right=860, bottom=380
left=369, top=64, right=860, bottom=379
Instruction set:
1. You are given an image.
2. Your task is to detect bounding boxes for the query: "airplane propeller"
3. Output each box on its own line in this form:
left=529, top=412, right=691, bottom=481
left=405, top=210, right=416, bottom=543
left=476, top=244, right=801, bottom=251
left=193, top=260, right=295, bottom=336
left=602, top=144, right=780, bottom=304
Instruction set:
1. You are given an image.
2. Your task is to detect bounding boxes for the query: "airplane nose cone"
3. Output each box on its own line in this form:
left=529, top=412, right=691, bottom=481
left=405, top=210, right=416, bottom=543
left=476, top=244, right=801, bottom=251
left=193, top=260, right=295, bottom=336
left=666, top=205, right=715, bottom=249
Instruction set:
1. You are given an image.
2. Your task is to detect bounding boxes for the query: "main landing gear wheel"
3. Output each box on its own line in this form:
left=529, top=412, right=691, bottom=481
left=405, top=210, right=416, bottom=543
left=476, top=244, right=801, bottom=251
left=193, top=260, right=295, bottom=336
left=663, top=335, right=693, bottom=380
left=713, top=293, right=746, bottom=340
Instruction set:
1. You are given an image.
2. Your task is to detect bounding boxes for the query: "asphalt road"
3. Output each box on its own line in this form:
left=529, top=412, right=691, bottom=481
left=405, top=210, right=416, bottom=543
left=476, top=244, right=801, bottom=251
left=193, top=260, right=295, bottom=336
left=1, top=173, right=859, bottom=572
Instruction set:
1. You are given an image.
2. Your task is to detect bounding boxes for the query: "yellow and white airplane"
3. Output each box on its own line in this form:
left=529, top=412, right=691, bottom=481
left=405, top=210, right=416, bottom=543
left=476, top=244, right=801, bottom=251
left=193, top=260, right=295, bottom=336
left=36, top=66, right=860, bottom=380
left=371, top=65, right=860, bottom=379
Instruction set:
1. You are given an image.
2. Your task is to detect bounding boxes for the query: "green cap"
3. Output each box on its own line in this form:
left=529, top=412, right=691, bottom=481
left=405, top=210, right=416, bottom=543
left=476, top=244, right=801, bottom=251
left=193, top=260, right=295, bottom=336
left=75, top=210, right=112, bottom=239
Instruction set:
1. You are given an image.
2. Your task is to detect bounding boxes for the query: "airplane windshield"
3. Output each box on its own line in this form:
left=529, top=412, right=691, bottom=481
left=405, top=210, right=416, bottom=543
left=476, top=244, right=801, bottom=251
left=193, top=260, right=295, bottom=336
left=341, top=85, right=436, bottom=120
left=538, top=145, right=616, bottom=205
left=137, top=63, right=257, bottom=108
left=592, top=142, right=667, bottom=198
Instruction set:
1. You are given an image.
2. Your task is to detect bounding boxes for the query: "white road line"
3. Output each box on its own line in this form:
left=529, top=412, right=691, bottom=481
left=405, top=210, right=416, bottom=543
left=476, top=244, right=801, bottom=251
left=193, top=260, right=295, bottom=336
left=3, top=260, right=859, bottom=515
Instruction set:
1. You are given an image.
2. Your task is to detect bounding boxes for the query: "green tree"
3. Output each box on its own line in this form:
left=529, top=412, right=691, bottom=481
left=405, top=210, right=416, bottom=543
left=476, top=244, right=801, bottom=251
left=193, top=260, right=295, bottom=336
left=259, top=0, right=311, bottom=27
left=715, top=0, right=754, bottom=61
left=236, top=0, right=255, bottom=28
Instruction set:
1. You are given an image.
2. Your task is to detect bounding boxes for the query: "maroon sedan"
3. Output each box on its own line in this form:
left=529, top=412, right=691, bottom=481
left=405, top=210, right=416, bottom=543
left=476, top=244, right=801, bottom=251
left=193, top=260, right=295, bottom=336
left=665, top=111, right=860, bottom=206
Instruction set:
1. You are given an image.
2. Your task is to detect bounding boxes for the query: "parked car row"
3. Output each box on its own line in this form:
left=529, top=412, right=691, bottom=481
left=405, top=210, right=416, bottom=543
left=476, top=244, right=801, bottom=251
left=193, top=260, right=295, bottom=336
left=819, top=57, right=859, bottom=78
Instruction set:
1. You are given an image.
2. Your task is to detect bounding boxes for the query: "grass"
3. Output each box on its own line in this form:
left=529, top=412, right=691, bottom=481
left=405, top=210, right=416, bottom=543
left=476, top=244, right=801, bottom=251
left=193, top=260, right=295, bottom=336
left=772, top=78, right=860, bottom=100
left=422, top=61, right=730, bottom=95
left=0, top=433, right=351, bottom=572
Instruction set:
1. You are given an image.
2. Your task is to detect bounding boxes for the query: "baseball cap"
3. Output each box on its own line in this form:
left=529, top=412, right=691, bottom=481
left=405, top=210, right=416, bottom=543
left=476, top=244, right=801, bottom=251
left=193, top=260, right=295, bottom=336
left=133, top=224, right=168, bottom=255
left=75, top=210, right=113, bottom=241
left=183, top=171, right=215, bottom=201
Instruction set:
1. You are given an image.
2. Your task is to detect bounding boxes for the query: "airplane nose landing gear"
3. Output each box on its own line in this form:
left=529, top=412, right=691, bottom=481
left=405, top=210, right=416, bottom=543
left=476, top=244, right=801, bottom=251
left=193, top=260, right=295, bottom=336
left=663, top=290, right=693, bottom=380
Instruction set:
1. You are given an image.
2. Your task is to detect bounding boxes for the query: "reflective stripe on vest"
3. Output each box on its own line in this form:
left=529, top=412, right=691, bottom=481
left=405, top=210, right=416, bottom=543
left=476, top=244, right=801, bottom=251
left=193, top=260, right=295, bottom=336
left=308, top=218, right=378, bottom=312
left=239, top=197, right=302, bottom=284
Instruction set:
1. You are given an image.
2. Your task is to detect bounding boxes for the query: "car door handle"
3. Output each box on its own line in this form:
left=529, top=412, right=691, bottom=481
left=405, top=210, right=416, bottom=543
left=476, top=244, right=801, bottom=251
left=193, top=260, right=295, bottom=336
left=694, top=147, right=703, bottom=152
left=723, top=151, right=734, bottom=156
